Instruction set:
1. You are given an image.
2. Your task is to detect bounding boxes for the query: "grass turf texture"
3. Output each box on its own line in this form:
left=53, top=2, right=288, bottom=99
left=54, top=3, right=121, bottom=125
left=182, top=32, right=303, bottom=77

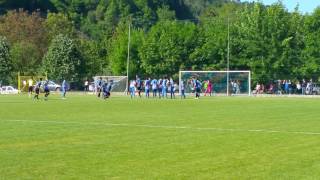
left=0, top=94, right=320, bottom=179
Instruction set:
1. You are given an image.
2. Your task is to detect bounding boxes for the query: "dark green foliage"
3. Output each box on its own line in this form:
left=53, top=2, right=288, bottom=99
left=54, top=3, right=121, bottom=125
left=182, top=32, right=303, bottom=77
left=0, top=0, right=56, bottom=14
left=0, top=36, right=11, bottom=84
left=43, top=34, right=83, bottom=82
left=10, top=42, right=42, bottom=75
left=140, top=20, right=198, bottom=77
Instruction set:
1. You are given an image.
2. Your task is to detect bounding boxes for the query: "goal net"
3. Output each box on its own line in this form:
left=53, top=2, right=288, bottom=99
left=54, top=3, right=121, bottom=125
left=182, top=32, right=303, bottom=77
left=93, top=76, right=127, bottom=93
left=179, top=71, right=251, bottom=96
left=18, top=74, right=47, bottom=93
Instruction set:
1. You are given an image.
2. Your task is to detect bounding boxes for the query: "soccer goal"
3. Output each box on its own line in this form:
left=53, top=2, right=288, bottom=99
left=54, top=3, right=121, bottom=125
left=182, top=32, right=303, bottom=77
left=179, top=71, right=251, bottom=96
left=18, top=73, right=48, bottom=93
left=93, top=76, right=128, bottom=93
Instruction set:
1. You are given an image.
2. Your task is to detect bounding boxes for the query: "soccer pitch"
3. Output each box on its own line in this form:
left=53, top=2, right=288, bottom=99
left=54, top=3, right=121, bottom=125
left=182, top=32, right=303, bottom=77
left=0, top=94, right=320, bottom=179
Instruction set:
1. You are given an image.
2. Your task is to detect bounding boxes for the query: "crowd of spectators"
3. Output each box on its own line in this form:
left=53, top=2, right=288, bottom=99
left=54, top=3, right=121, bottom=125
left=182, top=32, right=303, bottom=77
left=253, top=79, right=319, bottom=95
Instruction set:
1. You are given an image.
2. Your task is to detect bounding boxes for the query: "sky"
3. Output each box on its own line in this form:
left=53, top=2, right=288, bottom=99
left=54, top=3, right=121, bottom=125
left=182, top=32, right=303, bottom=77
left=244, top=0, right=320, bottom=14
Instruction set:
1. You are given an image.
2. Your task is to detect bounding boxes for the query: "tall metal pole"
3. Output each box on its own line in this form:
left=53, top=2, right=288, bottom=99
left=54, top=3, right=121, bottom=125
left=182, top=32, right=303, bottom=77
left=227, top=17, right=230, bottom=96
left=125, top=21, right=131, bottom=94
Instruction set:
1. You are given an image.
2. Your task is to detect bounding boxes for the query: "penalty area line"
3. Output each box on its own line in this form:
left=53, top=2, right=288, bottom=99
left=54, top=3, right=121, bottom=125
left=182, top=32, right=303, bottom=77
left=2, top=119, right=320, bottom=136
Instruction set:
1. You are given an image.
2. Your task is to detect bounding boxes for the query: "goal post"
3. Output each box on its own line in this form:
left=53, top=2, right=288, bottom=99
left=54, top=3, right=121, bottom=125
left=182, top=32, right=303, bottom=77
left=179, top=71, right=251, bottom=96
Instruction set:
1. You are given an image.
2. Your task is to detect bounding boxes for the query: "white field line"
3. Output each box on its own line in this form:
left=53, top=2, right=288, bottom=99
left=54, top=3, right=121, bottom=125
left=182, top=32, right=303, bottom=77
left=2, top=119, right=320, bottom=136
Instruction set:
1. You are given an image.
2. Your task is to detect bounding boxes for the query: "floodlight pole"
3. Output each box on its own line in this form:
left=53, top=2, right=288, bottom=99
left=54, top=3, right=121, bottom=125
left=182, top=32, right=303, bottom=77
left=227, top=17, right=230, bottom=96
left=125, top=20, right=131, bottom=95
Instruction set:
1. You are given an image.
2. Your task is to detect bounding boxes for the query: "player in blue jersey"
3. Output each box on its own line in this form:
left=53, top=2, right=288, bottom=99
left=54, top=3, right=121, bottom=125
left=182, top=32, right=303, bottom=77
left=162, top=77, right=168, bottom=98
left=180, top=80, right=186, bottom=99
left=145, top=78, right=151, bottom=98
left=151, top=78, right=158, bottom=98
left=195, top=78, right=202, bottom=99
left=102, top=80, right=113, bottom=99
left=61, top=79, right=68, bottom=99
left=44, top=80, right=50, bottom=101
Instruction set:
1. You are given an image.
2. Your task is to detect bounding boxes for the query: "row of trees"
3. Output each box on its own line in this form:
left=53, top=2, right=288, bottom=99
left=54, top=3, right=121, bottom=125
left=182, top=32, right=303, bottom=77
left=109, top=3, right=320, bottom=83
left=0, top=1, right=320, bottom=87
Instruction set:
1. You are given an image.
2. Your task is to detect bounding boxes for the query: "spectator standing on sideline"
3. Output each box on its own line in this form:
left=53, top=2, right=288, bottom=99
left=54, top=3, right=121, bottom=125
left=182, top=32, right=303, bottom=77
left=302, top=79, right=306, bottom=95
left=288, top=80, right=292, bottom=94
left=84, top=79, right=89, bottom=93
left=296, top=81, right=301, bottom=94
left=284, top=80, right=289, bottom=94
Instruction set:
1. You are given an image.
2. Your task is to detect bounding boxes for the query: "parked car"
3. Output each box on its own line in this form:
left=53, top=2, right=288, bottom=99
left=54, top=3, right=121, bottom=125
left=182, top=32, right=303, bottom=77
left=0, top=86, right=19, bottom=94
left=40, top=81, right=61, bottom=91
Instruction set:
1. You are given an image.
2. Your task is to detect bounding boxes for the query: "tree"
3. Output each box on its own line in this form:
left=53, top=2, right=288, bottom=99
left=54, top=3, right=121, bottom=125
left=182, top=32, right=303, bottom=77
left=0, top=36, right=11, bottom=84
left=0, top=0, right=56, bottom=14
left=45, top=12, right=76, bottom=41
left=10, top=41, right=42, bottom=75
left=108, top=21, right=144, bottom=78
left=301, top=7, right=320, bottom=80
left=43, top=34, right=83, bottom=82
left=0, top=9, right=47, bottom=54
left=80, top=39, right=108, bottom=78
left=232, top=2, right=304, bottom=84
left=139, top=20, right=198, bottom=78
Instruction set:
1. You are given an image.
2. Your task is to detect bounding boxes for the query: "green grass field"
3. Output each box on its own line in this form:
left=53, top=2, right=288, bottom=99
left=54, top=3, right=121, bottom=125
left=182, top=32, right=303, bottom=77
left=1, top=94, right=320, bottom=179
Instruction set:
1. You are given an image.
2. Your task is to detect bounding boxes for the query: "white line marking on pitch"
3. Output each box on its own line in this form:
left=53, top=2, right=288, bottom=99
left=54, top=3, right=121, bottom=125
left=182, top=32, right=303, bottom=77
left=2, top=119, right=320, bottom=136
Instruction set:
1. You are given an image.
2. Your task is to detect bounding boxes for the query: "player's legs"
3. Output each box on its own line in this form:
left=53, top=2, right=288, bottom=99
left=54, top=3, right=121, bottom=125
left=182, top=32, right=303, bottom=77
left=28, top=86, right=33, bottom=98
left=158, top=88, right=162, bottom=98
left=170, top=87, right=175, bottom=99
left=162, top=88, right=165, bottom=98
left=130, top=87, right=134, bottom=98
left=152, top=89, right=155, bottom=97
left=44, top=90, right=49, bottom=100
left=138, top=87, right=141, bottom=97
left=34, top=88, right=39, bottom=100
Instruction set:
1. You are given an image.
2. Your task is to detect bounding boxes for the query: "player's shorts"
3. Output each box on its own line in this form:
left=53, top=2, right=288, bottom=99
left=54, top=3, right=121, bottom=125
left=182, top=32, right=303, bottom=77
left=28, top=86, right=33, bottom=92
left=35, top=88, right=40, bottom=94
left=137, top=87, right=142, bottom=91
left=44, top=88, right=50, bottom=93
